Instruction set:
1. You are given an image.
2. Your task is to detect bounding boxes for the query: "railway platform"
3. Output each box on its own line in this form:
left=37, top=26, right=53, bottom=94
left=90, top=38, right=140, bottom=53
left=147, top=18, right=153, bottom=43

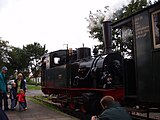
left=5, top=90, right=78, bottom=120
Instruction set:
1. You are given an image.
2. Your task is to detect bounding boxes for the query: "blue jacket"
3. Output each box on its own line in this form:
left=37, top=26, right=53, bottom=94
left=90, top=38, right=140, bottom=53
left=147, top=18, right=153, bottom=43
left=98, top=102, right=132, bottom=120
left=0, top=72, right=7, bottom=93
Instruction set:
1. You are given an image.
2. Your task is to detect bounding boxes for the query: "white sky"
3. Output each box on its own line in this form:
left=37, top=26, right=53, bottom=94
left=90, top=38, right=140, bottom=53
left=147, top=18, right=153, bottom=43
left=0, top=0, right=130, bottom=52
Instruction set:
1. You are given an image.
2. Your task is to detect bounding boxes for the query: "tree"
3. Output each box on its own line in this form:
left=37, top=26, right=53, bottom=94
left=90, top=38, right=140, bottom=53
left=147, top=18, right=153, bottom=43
left=0, top=37, right=48, bottom=79
left=23, top=42, right=48, bottom=78
left=85, top=7, right=109, bottom=50
left=0, top=38, right=11, bottom=64
left=0, top=38, right=14, bottom=77
left=7, top=42, right=48, bottom=79
left=112, top=0, right=152, bottom=21
left=8, top=47, right=30, bottom=73
left=112, top=0, right=152, bottom=57
left=86, top=0, right=153, bottom=56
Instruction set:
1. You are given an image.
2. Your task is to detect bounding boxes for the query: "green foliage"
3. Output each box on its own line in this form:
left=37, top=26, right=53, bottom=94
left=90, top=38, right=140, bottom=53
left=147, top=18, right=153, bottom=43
left=112, top=0, right=151, bottom=21
left=86, top=0, right=153, bottom=56
left=111, top=0, right=151, bottom=57
left=8, top=47, right=30, bottom=72
left=0, top=39, right=10, bottom=63
left=23, top=42, right=47, bottom=73
left=0, top=39, right=48, bottom=78
left=86, top=9, right=108, bottom=50
left=23, top=42, right=48, bottom=76
left=0, top=38, right=13, bottom=76
left=23, top=42, right=47, bottom=61
left=112, top=28, right=134, bottom=57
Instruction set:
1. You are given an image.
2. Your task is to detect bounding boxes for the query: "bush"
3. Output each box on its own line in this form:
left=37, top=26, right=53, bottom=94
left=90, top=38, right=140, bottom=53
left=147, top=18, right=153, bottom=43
left=26, top=77, right=41, bottom=85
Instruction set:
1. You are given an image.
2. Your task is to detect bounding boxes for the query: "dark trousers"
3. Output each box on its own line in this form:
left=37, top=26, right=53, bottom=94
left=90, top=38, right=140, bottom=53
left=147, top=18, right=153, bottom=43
left=19, top=102, right=26, bottom=111
left=11, top=99, right=16, bottom=109
left=0, top=93, right=8, bottom=110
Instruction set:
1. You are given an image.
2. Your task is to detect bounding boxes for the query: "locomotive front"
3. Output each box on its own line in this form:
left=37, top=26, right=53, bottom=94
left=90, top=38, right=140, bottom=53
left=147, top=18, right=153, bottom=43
left=73, top=52, right=123, bottom=89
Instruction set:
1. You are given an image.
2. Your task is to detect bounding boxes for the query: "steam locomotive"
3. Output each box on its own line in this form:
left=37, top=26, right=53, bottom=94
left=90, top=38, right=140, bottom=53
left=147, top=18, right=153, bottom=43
left=41, top=1, right=160, bottom=117
left=41, top=24, right=124, bottom=114
left=41, top=47, right=124, bottom=113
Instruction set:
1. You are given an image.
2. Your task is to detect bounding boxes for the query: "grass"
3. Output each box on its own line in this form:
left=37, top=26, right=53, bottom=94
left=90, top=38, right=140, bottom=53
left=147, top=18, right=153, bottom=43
left=27, top=84, right=41, bottom=90
left=29, top=96, right=58, bottom=110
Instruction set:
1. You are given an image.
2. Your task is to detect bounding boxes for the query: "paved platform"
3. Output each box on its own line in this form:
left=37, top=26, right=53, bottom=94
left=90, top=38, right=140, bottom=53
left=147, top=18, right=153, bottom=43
left=6, top=99, right=78, bottom=120
left=5, top=90, right=79, bottom=120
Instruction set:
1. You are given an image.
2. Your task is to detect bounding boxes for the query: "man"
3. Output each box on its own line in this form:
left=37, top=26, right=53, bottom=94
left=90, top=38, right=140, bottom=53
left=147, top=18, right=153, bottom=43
left=91, top=96, right=132, bottom=120
left=0, top=66, right=9, bottom=111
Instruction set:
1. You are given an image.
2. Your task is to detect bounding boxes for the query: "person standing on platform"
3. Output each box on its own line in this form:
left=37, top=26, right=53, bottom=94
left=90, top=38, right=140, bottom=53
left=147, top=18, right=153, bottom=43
left=0, top=66, right=9, bottom=111
left=10, top=82, right=17, bottom=111
left=15, top=73, right=27, bottom=109
left=16, top=89, right=26, bottom=111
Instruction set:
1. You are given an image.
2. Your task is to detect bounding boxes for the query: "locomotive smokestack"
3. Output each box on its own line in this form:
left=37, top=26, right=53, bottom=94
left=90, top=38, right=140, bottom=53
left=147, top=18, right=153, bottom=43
left=102, top=21, right=112, bottom=54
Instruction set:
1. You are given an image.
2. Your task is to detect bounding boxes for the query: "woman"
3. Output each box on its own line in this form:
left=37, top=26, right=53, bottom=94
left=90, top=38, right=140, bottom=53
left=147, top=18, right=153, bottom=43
left=15, top=73, right=26, bottom=93
left=14, top=73, right=27, bottom=109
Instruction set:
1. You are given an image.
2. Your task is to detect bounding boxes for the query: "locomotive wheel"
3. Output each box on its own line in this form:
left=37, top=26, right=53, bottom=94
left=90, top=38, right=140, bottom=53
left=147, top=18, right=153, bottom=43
left=90, top=100, right=102, bottom=115
left=69, top=102, right=76, bottom=110
left=80, top=105, right=87, bottom=113
left=61, top=102, right=68, bottom=108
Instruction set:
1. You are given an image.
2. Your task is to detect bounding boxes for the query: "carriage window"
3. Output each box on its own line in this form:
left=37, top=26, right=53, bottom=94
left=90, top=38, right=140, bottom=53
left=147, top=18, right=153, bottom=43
left=152, top=10, right=160, bottom=48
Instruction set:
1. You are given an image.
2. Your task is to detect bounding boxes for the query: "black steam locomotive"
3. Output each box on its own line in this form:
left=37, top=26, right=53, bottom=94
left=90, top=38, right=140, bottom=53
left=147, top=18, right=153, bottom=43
left=41, top=1, right=160, bottom=118
left=41, top=22, right=124, bottom=114
left=41, top=47, right=123, bottom=90
left=41, top=47, right=124, bottom=112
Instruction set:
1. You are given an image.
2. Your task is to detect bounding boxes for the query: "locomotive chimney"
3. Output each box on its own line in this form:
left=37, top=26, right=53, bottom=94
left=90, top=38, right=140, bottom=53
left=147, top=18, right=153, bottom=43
left=102, top=21, right=112, bottom=54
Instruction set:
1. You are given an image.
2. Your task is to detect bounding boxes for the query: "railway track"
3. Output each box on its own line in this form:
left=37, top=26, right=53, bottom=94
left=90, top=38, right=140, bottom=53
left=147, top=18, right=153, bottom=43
left=32, top=96, right=159, bottom=120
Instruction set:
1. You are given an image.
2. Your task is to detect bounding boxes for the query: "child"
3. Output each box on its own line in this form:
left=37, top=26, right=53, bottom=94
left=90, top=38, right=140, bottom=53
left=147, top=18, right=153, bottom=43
left=16, top=89, right=26, bottom=111
left=10, top=82, right=17, bottom=111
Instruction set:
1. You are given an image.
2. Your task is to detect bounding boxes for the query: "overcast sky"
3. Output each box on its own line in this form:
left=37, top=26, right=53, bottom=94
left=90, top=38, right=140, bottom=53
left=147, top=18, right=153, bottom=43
left=0, top=0, right=130, bottom=52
